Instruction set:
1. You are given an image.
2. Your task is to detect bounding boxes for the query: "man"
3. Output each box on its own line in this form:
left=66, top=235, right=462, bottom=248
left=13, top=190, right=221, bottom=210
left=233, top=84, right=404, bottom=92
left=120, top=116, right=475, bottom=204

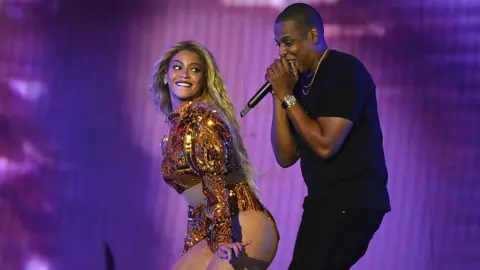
left=266, top=3, right=391, bottom=269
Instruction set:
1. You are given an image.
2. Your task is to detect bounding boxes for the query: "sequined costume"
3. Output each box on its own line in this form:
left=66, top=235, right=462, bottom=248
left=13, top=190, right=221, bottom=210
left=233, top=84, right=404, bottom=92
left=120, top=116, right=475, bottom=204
left=161, top=101, right=277, bottom=253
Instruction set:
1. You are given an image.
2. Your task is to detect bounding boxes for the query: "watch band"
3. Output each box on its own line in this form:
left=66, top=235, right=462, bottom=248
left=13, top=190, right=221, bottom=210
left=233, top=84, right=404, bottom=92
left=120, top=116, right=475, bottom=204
left=282, top=94, right=298, bottom=109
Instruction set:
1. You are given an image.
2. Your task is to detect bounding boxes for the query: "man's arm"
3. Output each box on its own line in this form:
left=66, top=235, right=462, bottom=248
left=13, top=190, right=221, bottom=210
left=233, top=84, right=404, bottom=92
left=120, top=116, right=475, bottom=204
left=267, top=56, right=368, bottom=161
left=285, top=58, right=370, bottom=159
left=285, top=105, right=353, bottom=159
left=270, top=94, right=299, bottom=167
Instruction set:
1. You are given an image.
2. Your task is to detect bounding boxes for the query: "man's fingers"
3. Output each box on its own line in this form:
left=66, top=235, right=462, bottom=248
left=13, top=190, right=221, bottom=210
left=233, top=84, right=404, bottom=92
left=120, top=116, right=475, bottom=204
left=289, top=60, right=299, bottom=80
left=271, top=61, right=280, bottom=74
left=280, top=58, right=290, bottom=73
left=267, top=67, right=275, bottom=80
left=274, top=59, right=286, bottom=74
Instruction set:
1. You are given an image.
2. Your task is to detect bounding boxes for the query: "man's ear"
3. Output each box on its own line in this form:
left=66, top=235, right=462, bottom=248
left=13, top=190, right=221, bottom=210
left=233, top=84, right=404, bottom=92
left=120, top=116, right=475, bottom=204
left=309, top=27, right=319, bottom=44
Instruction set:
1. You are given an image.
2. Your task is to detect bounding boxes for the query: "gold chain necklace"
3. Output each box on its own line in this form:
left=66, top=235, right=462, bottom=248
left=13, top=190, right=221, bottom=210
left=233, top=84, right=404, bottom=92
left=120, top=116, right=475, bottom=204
left=302, top=49, right=329, bottom=96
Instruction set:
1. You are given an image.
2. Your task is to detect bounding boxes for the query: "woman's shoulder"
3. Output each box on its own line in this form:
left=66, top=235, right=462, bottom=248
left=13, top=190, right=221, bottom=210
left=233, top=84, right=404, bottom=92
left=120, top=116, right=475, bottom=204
left=184, top=101, right=233, bottom=149
left=188, top=100, right=217, bottom=113
left=185, top=101, right=228, bottom=125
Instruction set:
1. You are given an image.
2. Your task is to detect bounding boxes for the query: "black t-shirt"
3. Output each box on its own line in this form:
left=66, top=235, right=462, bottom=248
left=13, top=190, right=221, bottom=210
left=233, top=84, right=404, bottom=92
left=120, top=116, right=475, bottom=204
left=292, top=50, right=391, bottom=211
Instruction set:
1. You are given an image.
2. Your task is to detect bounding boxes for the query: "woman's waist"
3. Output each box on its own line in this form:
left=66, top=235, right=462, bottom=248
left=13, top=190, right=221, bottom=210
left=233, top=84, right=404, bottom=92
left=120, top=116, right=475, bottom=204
left=187, top=181, right=265, bottom=217
left=181, top=183, right=204, bottom=206
left=223, top=181, right=264, bottom=212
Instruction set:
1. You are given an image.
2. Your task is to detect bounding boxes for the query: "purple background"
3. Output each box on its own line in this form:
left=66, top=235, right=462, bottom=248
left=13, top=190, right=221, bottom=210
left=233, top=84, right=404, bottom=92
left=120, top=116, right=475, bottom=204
left=0, top=0, right=479, bottom=269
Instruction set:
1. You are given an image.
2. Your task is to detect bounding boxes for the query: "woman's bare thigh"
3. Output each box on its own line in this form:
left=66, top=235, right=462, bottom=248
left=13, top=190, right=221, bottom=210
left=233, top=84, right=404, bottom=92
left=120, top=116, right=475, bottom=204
left=171, top=240, right=214, bottom=270
left=207, top=210, right=279, bottom=270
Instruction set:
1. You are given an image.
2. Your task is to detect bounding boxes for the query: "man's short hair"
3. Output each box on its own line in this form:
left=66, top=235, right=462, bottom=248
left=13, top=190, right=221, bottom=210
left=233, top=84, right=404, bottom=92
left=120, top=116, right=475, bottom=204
left=275, top=3, right=324, bottom=35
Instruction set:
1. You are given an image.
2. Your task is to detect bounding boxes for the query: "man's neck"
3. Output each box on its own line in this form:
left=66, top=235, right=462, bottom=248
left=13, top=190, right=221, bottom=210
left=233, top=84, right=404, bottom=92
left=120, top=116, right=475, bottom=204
left=306, top=43, right=329, bottom=75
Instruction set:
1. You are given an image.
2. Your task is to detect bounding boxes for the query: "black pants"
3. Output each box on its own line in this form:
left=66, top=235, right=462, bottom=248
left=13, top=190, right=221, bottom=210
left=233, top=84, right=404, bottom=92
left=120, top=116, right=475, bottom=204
left=288, top=201, right=386, bottom=270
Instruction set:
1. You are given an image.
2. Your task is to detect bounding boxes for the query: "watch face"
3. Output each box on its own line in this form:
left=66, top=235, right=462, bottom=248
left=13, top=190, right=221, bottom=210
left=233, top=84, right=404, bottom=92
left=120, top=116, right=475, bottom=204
left=286, top=95, right=297, bottom=105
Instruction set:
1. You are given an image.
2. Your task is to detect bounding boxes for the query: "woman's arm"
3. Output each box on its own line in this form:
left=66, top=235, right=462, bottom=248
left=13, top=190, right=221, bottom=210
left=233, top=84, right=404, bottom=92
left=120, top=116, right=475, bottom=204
left=183, top=106, right=235, bottom=251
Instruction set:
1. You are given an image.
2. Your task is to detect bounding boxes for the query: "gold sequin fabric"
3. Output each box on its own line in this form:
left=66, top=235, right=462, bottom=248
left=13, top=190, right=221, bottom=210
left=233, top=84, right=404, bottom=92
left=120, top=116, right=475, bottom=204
left=160, top=101, right=278, bottom=253
left=161, top=101, right=230, bottom=193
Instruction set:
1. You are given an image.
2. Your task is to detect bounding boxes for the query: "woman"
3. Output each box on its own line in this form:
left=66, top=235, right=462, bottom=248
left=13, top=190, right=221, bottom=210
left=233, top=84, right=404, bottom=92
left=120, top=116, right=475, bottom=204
left=150, top=41, right=279, bottom=269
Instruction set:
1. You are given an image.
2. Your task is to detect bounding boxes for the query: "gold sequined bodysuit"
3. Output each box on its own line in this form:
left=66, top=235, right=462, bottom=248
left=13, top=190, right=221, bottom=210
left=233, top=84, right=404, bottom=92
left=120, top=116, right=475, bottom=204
left=161, top=101, right=276, bottom=253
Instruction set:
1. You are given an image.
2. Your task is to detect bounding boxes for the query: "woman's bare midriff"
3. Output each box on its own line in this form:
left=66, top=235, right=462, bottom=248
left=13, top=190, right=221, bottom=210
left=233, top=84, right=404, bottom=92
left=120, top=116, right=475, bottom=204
left=181, top=172, right=246, bottom=207
left=181, top=183, right=204, bottom=206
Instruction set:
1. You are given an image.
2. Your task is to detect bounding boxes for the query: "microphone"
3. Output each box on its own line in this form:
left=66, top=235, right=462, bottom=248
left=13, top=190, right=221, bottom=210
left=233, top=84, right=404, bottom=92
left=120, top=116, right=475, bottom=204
left=240, top=81, right=272, bottom=117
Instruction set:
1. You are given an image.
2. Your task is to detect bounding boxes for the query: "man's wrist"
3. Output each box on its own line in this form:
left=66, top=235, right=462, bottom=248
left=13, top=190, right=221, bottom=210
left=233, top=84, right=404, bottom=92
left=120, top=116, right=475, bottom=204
left=281, top=94, right=298, bottom=109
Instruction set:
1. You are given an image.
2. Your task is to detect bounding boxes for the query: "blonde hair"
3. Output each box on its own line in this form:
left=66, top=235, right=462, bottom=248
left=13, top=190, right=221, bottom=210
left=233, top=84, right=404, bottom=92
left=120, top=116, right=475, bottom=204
left=150, top=40, right=260, bottom=198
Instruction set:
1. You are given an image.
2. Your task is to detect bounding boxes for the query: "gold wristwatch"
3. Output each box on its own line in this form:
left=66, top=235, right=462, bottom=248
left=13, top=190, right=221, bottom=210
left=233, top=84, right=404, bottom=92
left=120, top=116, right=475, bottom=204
left=282, top=94, right=298, bottom=109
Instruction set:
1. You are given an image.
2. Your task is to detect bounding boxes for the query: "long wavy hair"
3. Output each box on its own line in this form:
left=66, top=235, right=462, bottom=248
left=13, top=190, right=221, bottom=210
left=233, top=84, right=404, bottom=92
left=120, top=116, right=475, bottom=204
left=149, top=41, right=259, bottom=198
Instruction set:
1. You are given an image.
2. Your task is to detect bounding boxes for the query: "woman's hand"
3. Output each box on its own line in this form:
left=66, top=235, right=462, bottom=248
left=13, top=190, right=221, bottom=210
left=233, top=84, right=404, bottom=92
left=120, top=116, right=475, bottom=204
left=216, top=240, right=252, bottom=261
